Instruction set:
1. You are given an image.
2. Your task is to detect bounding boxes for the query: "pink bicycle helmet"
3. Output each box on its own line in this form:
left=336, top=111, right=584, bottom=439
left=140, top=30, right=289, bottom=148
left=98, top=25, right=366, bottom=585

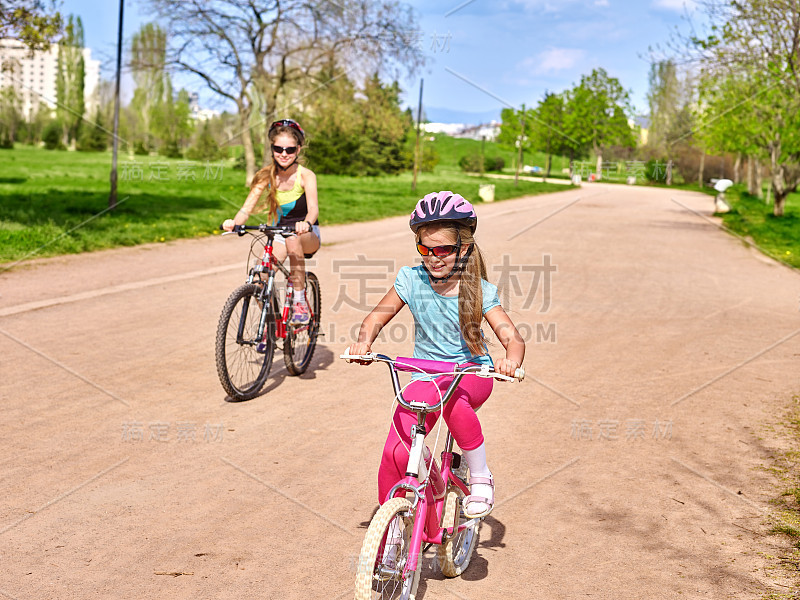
left=409, top=191, right=477, bottom=233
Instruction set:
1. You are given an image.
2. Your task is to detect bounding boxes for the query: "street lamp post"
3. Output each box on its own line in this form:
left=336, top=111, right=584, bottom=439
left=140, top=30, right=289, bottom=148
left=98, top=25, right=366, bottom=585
left=108, top=0, right=124, bottom=210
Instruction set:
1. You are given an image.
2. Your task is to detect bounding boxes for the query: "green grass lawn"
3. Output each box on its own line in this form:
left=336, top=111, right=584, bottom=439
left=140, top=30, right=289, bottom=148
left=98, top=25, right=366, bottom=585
left=719, top=186, right=800, bottom=269
left=0, top=145, right=570, bottom=265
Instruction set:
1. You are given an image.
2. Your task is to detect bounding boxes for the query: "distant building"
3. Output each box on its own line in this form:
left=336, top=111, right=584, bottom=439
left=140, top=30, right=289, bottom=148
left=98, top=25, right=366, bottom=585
left=423, top=122, right=466, bottom=136
left=0, top=38, right=100, bottom=118
left=422, top=121, right=500, bottom=141
left=188, top=91, right=220, bottom=121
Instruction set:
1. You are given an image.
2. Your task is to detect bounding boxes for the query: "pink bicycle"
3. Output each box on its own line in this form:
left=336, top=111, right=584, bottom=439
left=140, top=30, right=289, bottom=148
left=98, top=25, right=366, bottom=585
left=341, top=352, right=524, bottom=600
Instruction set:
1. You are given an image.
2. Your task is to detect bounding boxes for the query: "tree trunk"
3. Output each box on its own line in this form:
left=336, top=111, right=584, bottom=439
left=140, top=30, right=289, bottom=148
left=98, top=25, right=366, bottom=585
left=544, top=136, right=551, bottom=181
left=238, top=102, right=256, bottom=186
left=746, top=155, right=755, bottom=195
left=755, top=159, right=763, bottom=199
left=698, top=152, right=705, bottom=186
left=773, top=185, right=786, bottom=216
left=262, top=116, right=270, bottom=168
left=733, top=153, right=741, bottom=183
left=595, top=153, right=603, bottom=180
left=770, top=140, right=786, bottom=217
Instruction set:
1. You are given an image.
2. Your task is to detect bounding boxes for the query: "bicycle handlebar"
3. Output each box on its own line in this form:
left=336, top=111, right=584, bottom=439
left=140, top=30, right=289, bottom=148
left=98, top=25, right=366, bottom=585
left=341, top=350, right=523, bottom=414
left=340, top=349, right=525, bottom=382
left=219, top=224, right=298, bottom=237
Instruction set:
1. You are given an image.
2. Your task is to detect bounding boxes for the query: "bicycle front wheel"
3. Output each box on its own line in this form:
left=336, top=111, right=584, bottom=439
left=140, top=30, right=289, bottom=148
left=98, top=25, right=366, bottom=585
left=437, top=484, right=480, bottom=577
left=283, top=271, right=321, bottom=375
left=355, top=497, right=420, bottom=600
left=215, top=283, right=276, bottom=400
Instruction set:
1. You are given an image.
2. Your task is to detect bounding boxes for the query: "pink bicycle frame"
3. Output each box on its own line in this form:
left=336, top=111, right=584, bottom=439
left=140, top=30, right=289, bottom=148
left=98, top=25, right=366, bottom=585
left=382, top=356, right=481, bottom=575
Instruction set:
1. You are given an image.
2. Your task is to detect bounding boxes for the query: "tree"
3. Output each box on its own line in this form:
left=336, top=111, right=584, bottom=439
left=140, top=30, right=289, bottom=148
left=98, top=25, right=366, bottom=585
left=77, top=107, right=109, bottom=151
left=55, top=15, right=85, bottom=147
left=151, top=78, right=192, bottom=156
left=498, top=106, right=533, bottom=154
left=129, top=22, right=167, bottom=152
left=647, top=60, right=683, bottom=154
left=357, top=74, right=412, bottom=175
left=0, top=0, right=62, bottom=51
left=687, top=0, right=800, bottom=216
left=563, top=68, right=635, bottom=177
left=186, top=119, right=220, bottom=161
left=23, top=100, right=51, bottom=145
left=531, top=91, right=571, bottom=177
left=0, top=84, right=22, bottom=146
left=145, top=0, right=423, bottom=184
left=304, top=68, right=412, bottom=175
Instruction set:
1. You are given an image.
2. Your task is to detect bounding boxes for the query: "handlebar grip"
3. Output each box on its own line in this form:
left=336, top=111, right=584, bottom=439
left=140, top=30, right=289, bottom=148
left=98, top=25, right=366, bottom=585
left=514, top=367, right=525, bottom=381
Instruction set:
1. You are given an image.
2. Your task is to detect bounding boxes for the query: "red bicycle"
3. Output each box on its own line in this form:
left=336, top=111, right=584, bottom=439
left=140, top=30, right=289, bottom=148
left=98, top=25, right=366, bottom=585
left=215, top=224, right=321, bottom=400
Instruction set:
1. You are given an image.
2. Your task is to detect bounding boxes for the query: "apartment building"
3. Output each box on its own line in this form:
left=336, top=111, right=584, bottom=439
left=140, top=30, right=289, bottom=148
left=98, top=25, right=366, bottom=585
left=0, top=38, right=100, bottom=118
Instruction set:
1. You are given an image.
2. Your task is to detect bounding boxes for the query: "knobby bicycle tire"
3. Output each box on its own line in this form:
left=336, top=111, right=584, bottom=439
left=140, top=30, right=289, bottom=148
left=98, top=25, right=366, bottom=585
left=215, top=283, right=277, bottom=400
left=283, top=271, right=321, bottom=376
left=355, top=497, right=420, bottom=600
left=437, top=485, right=480, bottom=577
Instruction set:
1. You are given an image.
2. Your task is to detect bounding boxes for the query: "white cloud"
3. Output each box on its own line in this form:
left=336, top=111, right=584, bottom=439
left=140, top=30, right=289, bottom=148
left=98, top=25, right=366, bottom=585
left=652, top=0, right=697, bottom=11
left=594, top=0, right=610, bottom=6
left=522, top=47, right=586, bottom=74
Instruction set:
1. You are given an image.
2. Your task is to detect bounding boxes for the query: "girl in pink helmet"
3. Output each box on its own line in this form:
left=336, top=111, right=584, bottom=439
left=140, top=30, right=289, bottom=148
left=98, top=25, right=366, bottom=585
left=348, top=191, right=525, bottom=519
left=223, top=119, right=319, bottom=325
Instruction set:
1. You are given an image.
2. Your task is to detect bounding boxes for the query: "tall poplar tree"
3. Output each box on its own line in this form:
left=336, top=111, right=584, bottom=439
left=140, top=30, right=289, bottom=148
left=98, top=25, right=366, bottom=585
left=55, top=14, right=85, bottom=147
left=129, top=22, right=167, bottom=152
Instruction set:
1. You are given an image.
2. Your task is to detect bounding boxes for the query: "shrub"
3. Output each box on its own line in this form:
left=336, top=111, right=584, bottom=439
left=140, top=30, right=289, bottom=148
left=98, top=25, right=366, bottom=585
left=42, top=121, right=64, bottom=150
left=159, top=139, right=182, bottom=159
left=458, top=154, right=483, bottom=172
left=77, top=111, right=109, bottom=152
left=485, top=156, right=505, bottom=172
left=420, top=145, right=440, bottom=172
left=185, top=121, right=221, bottom=161
left=645, top=158, right=668, bottom=183
left=459, top=154, right=505, bottom=173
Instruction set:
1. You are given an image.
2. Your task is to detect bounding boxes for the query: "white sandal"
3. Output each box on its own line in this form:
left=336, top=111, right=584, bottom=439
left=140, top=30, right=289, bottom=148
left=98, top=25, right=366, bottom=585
left=462, top=475, right=494, bottom=519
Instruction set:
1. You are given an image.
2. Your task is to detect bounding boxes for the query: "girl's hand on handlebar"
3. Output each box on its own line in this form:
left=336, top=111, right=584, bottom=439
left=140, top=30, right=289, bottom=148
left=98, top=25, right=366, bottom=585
left=494, top=358, right=521, bottom=378
left=222, top=219, right=236, bottom=232
left=347, top=342, right=373, bottom=365
left=295, top=220, right=311, bottom=235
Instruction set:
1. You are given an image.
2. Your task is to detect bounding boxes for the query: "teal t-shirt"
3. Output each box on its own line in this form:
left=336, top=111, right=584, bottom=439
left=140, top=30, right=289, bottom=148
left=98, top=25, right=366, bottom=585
left=393, top=265, right=501, bottom=377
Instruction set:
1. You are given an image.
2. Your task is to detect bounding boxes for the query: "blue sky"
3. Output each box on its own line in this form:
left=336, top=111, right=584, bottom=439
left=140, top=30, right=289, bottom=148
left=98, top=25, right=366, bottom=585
left=61, top=0, right=702, bottom=122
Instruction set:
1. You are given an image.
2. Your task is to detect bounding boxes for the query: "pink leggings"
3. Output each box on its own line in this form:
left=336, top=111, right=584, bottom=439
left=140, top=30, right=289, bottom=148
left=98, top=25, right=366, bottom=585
left=378, top=374, right=493, bottom=503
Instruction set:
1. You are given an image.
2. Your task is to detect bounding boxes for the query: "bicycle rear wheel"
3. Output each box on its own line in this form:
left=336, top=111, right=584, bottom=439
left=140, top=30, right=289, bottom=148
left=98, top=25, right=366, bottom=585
left=283, top=271, right=320, bottom=375
left=437, top=483, right=480, bottom=577
left=215, top=283, right=276, bottom=400
left=355, top=497, right=420, bottom=600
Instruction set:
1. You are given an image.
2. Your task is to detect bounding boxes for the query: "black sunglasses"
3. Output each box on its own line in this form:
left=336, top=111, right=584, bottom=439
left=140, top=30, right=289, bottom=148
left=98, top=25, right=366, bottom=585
left=272, top=144, right=298, bottom=155
left=416, top=243, right=458, bottom=258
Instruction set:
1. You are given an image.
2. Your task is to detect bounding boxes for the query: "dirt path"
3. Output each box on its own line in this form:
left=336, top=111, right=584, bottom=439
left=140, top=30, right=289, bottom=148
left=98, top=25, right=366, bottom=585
left=1, top=183, right=799, bottom=599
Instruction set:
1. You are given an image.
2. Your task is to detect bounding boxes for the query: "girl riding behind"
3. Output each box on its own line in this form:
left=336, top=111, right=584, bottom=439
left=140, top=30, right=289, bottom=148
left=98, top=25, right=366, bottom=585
left=223, top=119, right=320, bottom=325
left=348, top=191, right=525, bottom=519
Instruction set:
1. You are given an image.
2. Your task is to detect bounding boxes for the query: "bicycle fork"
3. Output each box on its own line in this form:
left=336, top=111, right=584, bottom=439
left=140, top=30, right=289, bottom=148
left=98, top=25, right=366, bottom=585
left=398, top=426, right=449, bottom=577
